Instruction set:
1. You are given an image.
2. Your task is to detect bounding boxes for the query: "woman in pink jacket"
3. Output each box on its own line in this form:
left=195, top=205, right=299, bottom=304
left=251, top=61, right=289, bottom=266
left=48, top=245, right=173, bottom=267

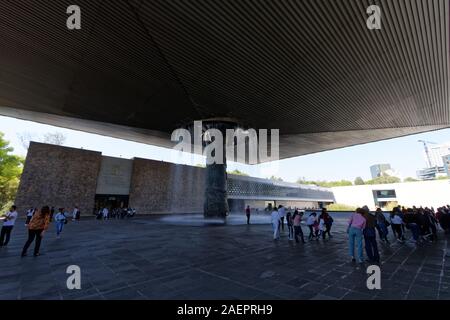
left=347, top=208, right=367, bottom=263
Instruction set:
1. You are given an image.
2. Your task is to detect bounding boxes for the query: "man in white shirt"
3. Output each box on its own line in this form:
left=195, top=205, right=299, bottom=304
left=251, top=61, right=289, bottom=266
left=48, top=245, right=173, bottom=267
left=0, top=205, right=18, bottom=247
left=72, top=207, right=79, bottom=221
left=102, top=207, right=109, bottom=220
left=25, top=207, right=34, bottom=226
left=271, top=208, right=280, bottom=240
left=277, top=205, right=286, bottom=232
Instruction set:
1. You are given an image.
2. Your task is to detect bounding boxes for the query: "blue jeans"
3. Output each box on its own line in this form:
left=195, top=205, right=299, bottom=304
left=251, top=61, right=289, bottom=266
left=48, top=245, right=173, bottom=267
left=56, top=221, right=64, bottom=235
left=348, top=227, right=363, bottom=261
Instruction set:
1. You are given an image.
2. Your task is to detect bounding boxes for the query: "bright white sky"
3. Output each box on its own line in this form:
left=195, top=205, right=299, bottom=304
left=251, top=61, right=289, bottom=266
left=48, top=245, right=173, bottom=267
left=1, top=115, right=449, bottom=183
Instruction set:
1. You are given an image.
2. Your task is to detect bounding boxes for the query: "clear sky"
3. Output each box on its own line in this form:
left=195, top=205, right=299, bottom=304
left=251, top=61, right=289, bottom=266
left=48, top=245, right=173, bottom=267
left=1, top=115, right=449, bottom=183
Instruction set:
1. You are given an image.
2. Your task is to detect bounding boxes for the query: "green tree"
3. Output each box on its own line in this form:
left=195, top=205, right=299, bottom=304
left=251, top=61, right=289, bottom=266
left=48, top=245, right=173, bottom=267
left=227, top=169, right=249, bottom=176
left=321, top=180, right=353, bottom=187
left=326, top=203, right=357, bottom=211
left=296, top=178, right=352, bottom=188
left=366, top=174, right=400, bottom=185
left=0, top=133, right=24, bottom=211
left=269, top=175, right=284, bottom=181
left=296, top=178, right=316, bottom=185
left=354, top=177, right=365, bottom=185
left=403, top=177, right=418, bottom=182
left=435, top=176, right=449, bottom=180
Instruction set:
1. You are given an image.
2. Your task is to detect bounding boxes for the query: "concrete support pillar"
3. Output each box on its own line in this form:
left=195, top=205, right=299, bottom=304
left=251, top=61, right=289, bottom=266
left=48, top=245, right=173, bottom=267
left=203, top=121, right=236, bottom=218
left=204, top=157, right=228, bottom=218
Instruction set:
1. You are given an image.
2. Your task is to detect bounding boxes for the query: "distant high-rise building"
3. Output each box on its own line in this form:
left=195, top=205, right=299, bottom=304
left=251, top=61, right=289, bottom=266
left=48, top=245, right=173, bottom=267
left=416, top=142, right=450, bottom=180
left=416, top=166, right=447, bottom=180
left=370, top=164, right=392, bottom=179
left=443, top=154, right=450, bottom=177
left=426, top=143, right=450, bottom=168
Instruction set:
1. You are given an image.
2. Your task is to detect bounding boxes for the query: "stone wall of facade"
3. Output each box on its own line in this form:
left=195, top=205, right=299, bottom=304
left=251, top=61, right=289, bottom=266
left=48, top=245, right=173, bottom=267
left=129, top=158, right=205, bottom=214
left=15, top=142, right=102, bottom=215
left=15, top=143, right=332, bottom=215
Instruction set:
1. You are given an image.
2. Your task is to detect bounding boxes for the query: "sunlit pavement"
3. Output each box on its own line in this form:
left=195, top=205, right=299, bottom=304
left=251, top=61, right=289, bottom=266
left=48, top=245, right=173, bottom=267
left=0, top=214, right=449, bottom=300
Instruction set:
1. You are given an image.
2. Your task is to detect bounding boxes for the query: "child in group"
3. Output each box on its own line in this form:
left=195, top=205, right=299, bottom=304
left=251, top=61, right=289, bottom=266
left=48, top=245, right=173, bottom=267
left=286, top=211, right=294, bottom=241
left=313, top=219, right=320, bottom=240
left=293, top=210, right=305, bottom=244
left=318, top=216, right=326, bottom=239
left=54, top=208, right=67, bottom=238
left=306, top=212, right=317, bottom=240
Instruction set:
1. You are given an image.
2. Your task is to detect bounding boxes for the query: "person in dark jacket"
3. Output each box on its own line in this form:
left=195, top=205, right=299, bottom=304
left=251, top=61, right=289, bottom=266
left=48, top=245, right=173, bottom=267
left=403, top=210, right=420, bottom=243
left=362, top=206, right=380, bottom=263
left=319, top=208, right=334, bottom=239
left=375, top=208, right=389, bottom=243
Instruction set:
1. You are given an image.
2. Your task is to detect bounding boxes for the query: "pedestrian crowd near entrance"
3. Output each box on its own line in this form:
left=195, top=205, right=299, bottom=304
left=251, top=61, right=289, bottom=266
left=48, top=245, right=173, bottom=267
left=94, top=207, right=136, bottom=220
left=0, top=204, right=137, bottom=257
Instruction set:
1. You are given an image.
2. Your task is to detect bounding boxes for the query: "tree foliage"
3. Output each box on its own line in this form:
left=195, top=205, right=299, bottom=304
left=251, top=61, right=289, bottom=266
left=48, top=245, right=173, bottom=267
left=227, top=169, right=249, bottom=176
left=17, top=131, right=67, bottom=150
left=0, top=133, right=24, bottom=211
left=365, top=174, right=401, bottom=185
left=297, top=173, right=403, bottom=187
left=326, top=203, right=357, bottom=211
left=43, top=132, right=66, bottom=146
left=296, top=178, right=352, bottom=187
left=269, top=175, right=284, bottom=181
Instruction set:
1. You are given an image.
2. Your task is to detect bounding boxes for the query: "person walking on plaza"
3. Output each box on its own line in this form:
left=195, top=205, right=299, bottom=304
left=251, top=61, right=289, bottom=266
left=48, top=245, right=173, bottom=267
left=0, top=205, right=18, bottom=247
left=21, top=206, right=51, bottom=257
left=245, top=205, right=251, bottom=225
left=403, top=209, right=420, bottom=243
left=271, top=207, right=280, bottom=240
left=286, top=211, right=294, bottom=241
left=306, top=212, right=317, bottom=240
left=390, top=211, right=405, bottom=242
left=362, top=206, right=380, bottom=263
left=318, top=215, right=325, bottom=239
left=72, top=206, right=80, bottom=221
left=277, top=205, right=286, bottom=232
left=49, top=206, right=55, bottom=222
left=25, top=207, right=34, bottom=226
left=102, top=207, right=109, bottom=220
left=313, top=218, right=320, bottom=240
left=375, top=208, right=390, bottom=243
left=319, top=208, right=334, bottom=239
left=347, top=208, right=366, bottom=263
left=293, top=210, right=305, bottom=243
left=54, top=208, right=67, bottom=238
left=425, top=208, right=438, bottom=241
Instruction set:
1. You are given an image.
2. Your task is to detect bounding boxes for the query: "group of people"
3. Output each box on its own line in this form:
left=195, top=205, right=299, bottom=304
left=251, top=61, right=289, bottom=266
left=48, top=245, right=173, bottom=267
left=270, top=206, right=334, bottom=244
left=95, top=207, right=136, bottom=220
left=25, top=206, right=81, bottom=226
left=0, top=205, right=80, bottom=257
left=386, top=205, right=448, bottom=243
left=261, top=203, right=450, bottom=265
left=347, top=204, right=449, bottom=264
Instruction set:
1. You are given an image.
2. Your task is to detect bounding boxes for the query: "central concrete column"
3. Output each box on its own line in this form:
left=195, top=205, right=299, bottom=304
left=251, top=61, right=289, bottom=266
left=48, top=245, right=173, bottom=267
left=202, top=121, right=236, bottom=218
left=204, top=156, right=228, bottom=218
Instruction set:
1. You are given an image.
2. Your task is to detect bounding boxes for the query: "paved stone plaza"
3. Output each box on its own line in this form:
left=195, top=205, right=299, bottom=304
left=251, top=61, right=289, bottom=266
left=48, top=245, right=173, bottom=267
left=0, top=214, right=449, bottom=300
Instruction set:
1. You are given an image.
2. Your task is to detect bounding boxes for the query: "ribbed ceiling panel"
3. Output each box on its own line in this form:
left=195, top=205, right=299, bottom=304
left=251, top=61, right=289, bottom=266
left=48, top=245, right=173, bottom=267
left=0, top=0, right=448, bottom=162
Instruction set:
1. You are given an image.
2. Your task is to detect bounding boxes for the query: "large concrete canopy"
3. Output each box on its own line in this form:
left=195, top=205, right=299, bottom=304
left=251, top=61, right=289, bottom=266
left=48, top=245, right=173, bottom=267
left=0, top=0, right=449, bottom=163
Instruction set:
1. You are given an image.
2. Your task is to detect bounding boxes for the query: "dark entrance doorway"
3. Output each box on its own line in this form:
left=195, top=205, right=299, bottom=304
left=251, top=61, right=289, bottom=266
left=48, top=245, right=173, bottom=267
left=94, top=194, right=129, bottom=214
